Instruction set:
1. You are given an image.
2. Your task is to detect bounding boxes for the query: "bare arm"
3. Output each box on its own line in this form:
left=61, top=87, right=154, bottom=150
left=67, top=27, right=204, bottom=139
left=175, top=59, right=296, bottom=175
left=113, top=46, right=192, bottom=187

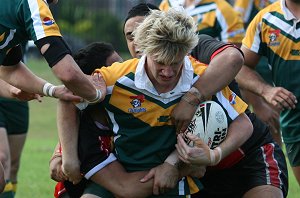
left=0, top=62, right=81, bottom=101
left=57, top=99, right=82, bottom=184
left=194, top=46, right=244, bottom=99
left=0, top=62, right=47, bottom=94
left=51, top=54, right=100, bottom=101
left=172, top=46, right=244, bottom=133
left=176, top=113, right=253, bottom=166
left=90, top=161, right=153, bottom=198
left=236, top=46, right=297, bottom=110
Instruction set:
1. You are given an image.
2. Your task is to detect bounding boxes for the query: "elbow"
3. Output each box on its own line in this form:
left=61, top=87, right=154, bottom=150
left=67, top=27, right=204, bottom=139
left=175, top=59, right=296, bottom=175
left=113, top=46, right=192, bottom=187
left=225, top=47, right=245, bottom=75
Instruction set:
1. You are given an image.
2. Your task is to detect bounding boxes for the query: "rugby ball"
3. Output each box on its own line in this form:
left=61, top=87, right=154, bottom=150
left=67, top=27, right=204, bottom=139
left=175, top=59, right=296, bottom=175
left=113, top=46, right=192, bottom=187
left=184, top=101, right=228, bottom=149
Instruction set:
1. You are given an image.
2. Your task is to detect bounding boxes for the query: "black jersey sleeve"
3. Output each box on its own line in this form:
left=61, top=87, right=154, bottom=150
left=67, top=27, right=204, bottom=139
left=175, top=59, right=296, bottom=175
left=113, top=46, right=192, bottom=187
left=191, top=34, right=244, bottom=64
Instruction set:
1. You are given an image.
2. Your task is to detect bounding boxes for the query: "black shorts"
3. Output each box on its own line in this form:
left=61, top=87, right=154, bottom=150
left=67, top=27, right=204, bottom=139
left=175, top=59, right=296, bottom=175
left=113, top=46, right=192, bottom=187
left=78, top=110, right=115, bottom=179
left=193, top=142, right=288, bottom=198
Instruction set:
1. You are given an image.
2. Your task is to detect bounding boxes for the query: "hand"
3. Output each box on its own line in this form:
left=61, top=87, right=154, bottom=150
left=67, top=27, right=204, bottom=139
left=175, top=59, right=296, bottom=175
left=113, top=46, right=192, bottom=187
left=140, top=162, right=179, bottom=195
left=262, top=86, right=297, bottom=111
left=61, top=155, right=82, bottom=185
left=49, top=155, right=67, bottom=182
left=53, top=85, right=82, bottom=102
left=171, top=93, right=198, bottom=134
left=10, top=87, right=42, bottom=102
left=253, top=99, right=280, bottom=134
left=176, top=133, right=211, bottom=166
left=178, top=162, right=206, bottom=178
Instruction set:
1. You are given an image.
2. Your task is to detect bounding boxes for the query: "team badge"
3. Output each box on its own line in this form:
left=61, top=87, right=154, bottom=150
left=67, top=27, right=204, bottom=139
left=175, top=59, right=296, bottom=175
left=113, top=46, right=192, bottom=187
left=229, top=92, right=236, bottom=105
left=128, top=94, right=146, bottom=113
left=43, top=17, right=55, bottom=26
left=268, top=29, right=280, bottom=46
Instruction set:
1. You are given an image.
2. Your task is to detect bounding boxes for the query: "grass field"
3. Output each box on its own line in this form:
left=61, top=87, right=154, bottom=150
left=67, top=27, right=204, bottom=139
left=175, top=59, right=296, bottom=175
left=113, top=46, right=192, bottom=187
left=15, top=58, right=299, bottom=197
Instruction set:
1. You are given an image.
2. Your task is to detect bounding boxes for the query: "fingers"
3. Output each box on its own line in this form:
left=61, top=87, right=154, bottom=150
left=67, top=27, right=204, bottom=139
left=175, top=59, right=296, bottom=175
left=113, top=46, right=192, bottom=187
left=153, top=183, right=159, bottom=195
left=268, top=88, right=297, bottom=110
left=140, top=169, right=155, bottom=183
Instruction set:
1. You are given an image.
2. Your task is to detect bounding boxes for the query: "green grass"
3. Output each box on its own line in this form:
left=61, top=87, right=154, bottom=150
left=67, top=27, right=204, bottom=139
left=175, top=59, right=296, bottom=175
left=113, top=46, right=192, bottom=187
left=15, top=58, right=299, bottom=197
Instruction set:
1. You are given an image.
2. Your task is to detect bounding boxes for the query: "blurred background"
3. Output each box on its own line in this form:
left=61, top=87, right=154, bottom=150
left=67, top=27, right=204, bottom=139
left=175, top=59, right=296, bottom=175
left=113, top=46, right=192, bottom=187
left=27, top=0, right=161, bottom=59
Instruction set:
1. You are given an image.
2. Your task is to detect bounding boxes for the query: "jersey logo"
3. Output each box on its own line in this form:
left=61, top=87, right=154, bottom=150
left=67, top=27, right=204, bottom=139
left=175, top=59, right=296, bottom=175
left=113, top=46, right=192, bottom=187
left=128, top=95, right=146, bottom=113
left=43, top=17, right=55, bottom=26
left=229, top=92, right=236, bottom=105
left=268, top=29, right=280, bottom=46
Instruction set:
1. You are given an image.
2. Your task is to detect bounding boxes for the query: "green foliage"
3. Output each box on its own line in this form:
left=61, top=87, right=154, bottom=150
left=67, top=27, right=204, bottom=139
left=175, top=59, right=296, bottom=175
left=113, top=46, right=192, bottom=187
left=53, top=1, right=127, bottom=52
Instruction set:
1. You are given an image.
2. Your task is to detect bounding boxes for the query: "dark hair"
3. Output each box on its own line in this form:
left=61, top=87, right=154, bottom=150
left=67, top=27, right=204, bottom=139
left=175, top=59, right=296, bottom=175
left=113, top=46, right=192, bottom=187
left=73, top=42, right=115, bottom=75
left=123, top=3, right=160, bottom=32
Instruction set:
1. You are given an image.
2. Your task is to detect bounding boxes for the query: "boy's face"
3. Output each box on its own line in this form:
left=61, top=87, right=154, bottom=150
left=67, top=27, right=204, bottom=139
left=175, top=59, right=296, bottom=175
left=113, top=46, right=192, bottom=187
left=145, top=54, right=185, bottom=93
left=124, top=16, right=145, bottom=58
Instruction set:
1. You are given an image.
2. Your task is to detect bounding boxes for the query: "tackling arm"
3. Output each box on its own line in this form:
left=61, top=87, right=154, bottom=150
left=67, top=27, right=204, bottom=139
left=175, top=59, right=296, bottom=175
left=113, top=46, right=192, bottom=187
left=176, top=113, right=253, bottom=166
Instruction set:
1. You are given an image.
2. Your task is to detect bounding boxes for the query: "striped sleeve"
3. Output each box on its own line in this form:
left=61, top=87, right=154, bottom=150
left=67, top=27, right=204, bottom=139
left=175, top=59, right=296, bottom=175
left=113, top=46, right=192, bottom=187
left=23, top=0, right=61, bottom=41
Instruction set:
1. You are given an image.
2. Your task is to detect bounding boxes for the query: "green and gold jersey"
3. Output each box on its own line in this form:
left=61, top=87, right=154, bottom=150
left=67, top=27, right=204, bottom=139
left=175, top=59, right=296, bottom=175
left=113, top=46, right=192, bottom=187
left=159, top=0, right=245, bottom=43
left=95, top=56, right=247, bottom=196
left=242, top=0, right=300, bottom=143
left=234, top=0, right=277, bottom=27
left=0, top=0, right=61, bottom=64
left=95, top=56, right=247, bottom=168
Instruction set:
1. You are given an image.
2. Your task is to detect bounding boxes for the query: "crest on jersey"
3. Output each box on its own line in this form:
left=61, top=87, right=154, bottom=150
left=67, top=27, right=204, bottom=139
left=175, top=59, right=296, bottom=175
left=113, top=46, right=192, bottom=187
left=268, top=29, right=280, bottom=46
left=128, top=94, right=146, bottom=113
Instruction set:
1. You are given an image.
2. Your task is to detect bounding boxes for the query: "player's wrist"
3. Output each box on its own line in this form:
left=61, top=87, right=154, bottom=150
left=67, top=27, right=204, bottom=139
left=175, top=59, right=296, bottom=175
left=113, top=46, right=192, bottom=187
left=88, top=89, right=102, bottom=104
left=181, top=92, right=200, bottom=107
left=209, top=147, right=222, bottom=166
left=165, top=151, right=180, bottom=167
left=189, top=87, right=205, bottom=103
left=42, top=82, right=56, bottom=98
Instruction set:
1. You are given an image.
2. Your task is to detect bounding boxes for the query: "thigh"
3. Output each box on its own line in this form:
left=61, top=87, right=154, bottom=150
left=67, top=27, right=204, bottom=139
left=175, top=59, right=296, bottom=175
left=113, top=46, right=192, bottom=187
left=243, top=185, right=283, bottom=198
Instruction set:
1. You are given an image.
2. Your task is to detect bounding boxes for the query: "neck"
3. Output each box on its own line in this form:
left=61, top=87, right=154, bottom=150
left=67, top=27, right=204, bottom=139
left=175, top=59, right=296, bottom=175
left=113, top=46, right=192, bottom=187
left=286, top=0, right=300, bottom=19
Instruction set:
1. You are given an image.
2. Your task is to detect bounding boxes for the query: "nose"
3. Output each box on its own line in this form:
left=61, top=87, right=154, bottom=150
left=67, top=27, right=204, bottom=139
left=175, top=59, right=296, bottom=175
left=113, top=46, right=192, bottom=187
left=161, top=66, right=174, bottom=77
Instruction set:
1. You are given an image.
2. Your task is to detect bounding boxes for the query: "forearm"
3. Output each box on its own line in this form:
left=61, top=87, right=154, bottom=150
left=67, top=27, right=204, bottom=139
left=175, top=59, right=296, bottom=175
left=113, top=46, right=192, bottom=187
left=236, top=65, right=272, bottom=96
left=52, top=55, right=102, bottom=101
left=57, top=100, right=79, bottom=164
left=91, top=161, right=153, bottom=198
left=193, top=47, right=244, bottom=99
left=217, top=113, right=253, bottom=159
left=0, top=62, right=47, bottom=94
